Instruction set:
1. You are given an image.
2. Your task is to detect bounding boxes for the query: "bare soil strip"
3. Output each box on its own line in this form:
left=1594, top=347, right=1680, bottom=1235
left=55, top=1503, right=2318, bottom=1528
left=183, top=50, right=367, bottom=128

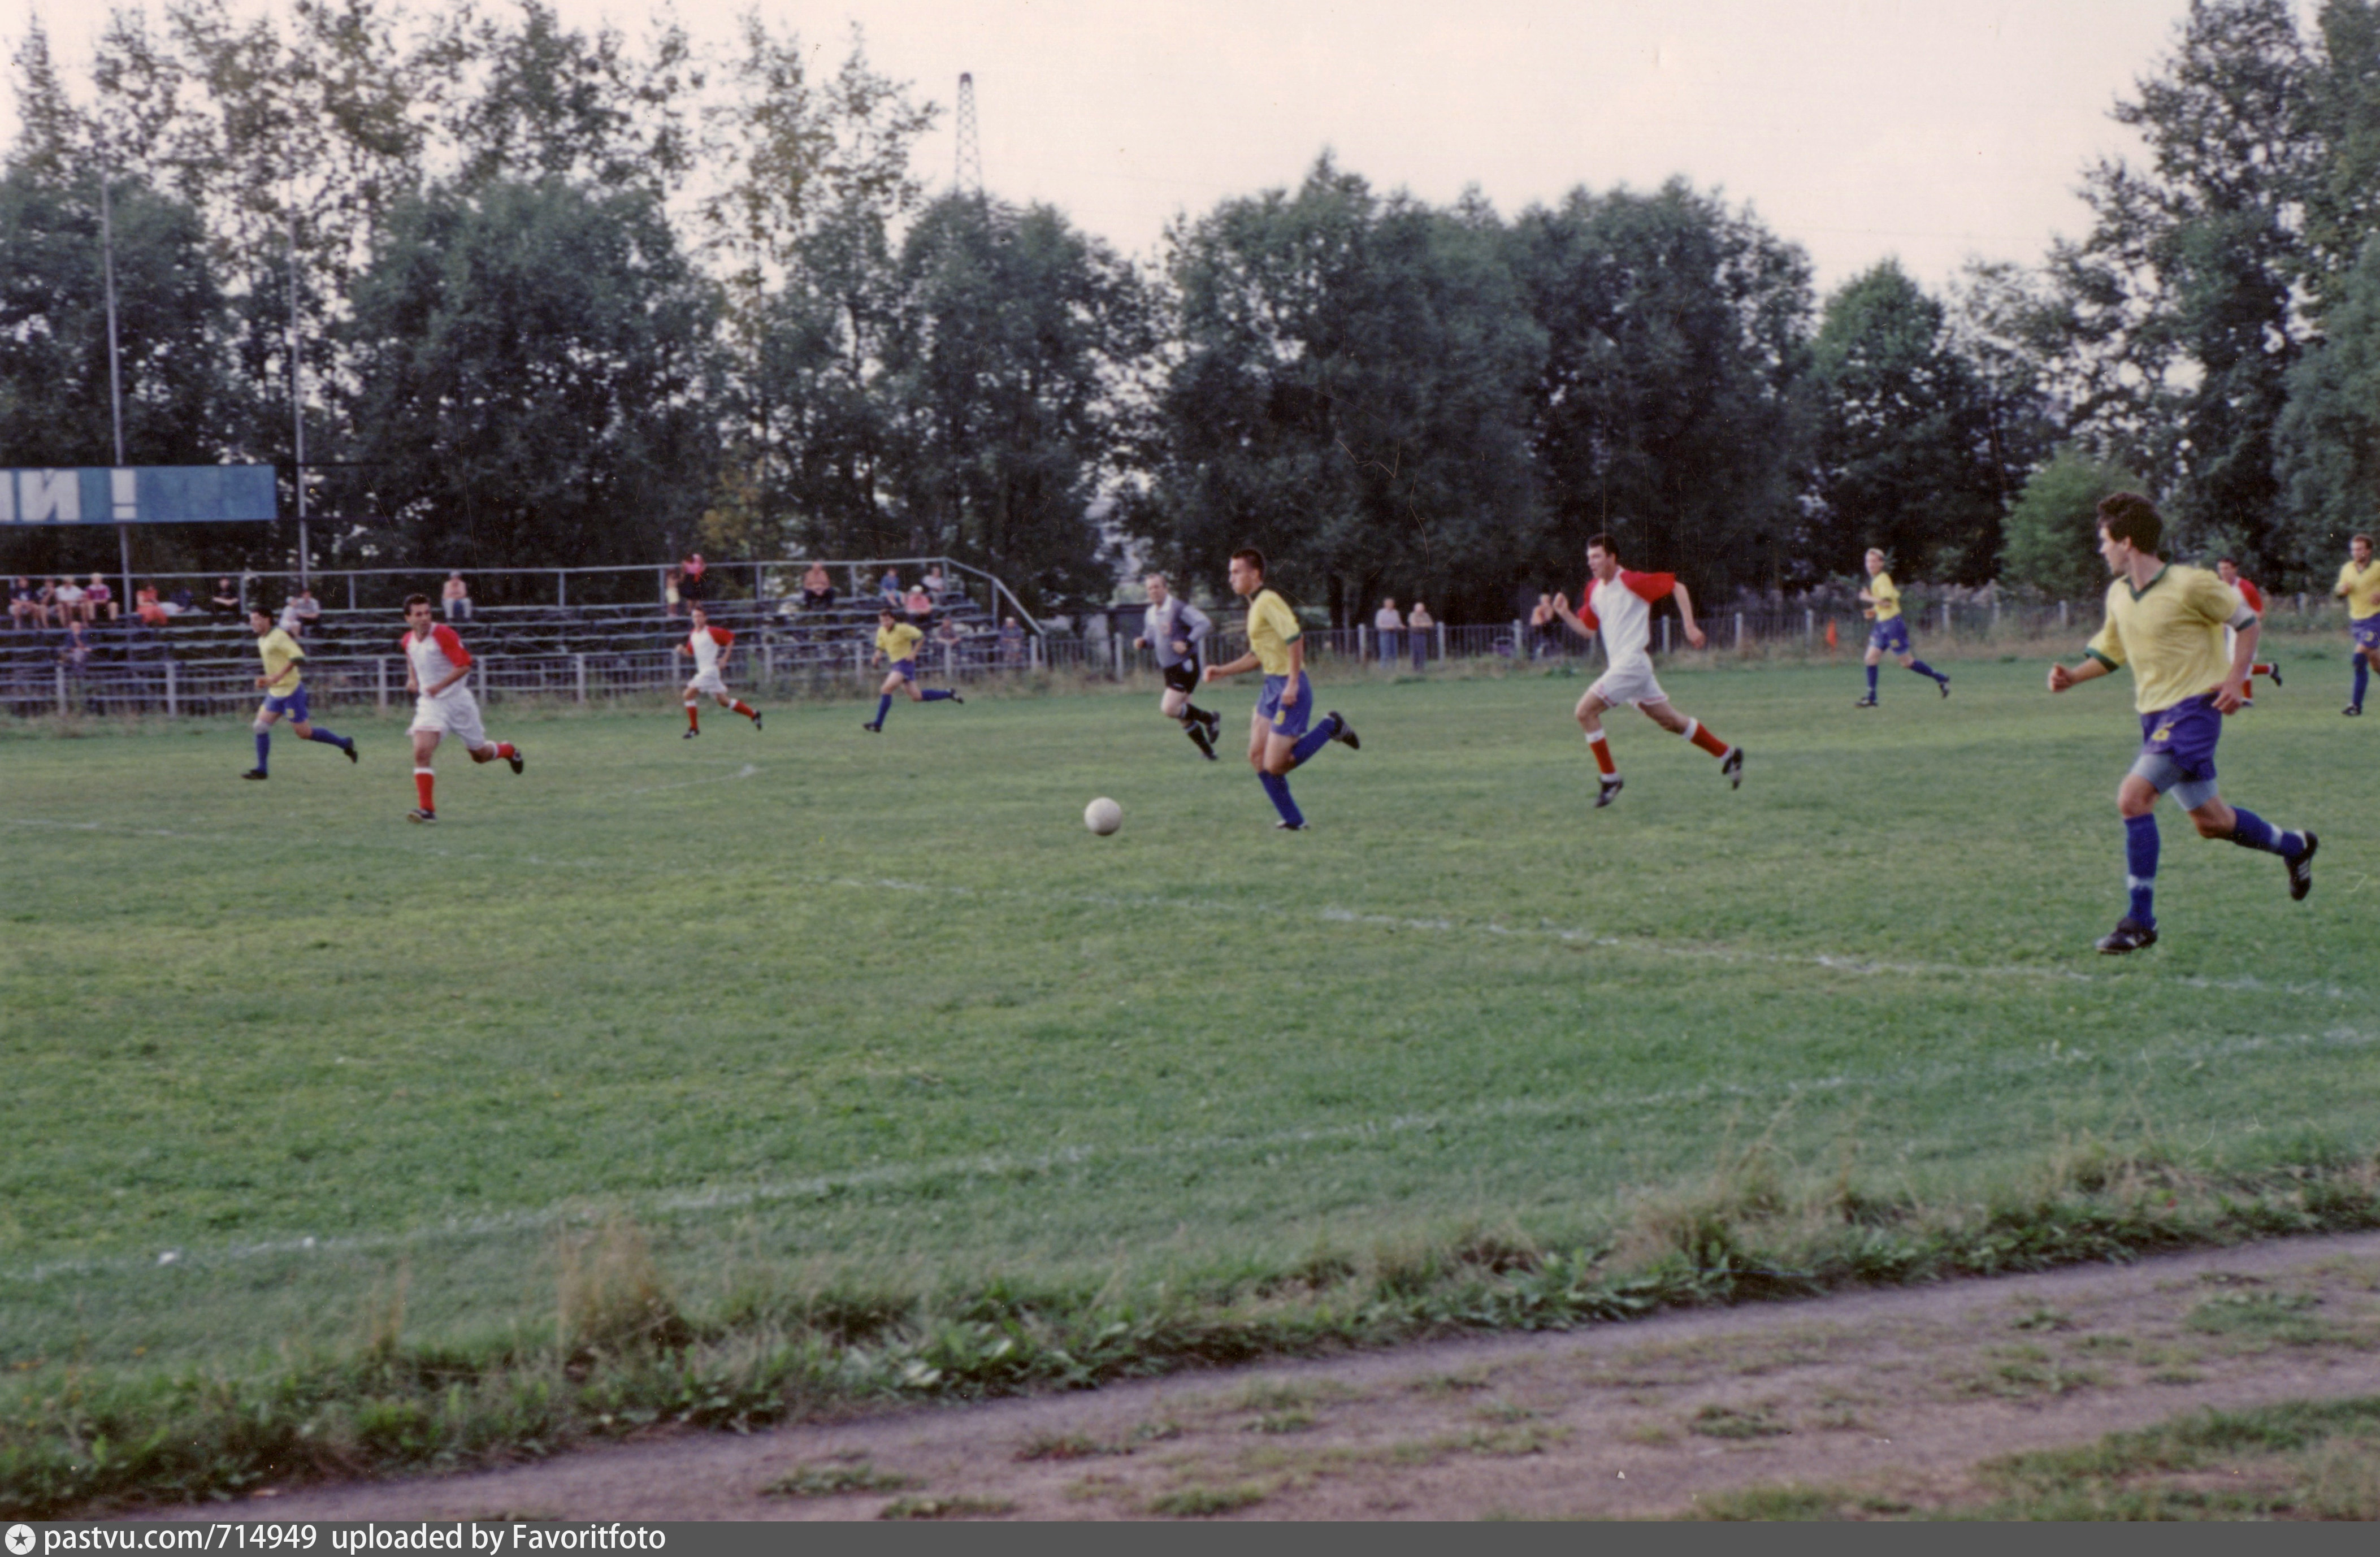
left=139, top=1231, right=2380, bottom=1521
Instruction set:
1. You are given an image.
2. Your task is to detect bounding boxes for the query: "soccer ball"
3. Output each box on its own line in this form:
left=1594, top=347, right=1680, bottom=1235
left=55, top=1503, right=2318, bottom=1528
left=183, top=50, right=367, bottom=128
left=1083, top=796, right=1122, bottom=835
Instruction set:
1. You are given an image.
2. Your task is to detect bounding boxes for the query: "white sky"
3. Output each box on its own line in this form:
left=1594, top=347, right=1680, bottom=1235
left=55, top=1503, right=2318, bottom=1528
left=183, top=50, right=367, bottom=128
left=9, top=0, right=2214, bottom=295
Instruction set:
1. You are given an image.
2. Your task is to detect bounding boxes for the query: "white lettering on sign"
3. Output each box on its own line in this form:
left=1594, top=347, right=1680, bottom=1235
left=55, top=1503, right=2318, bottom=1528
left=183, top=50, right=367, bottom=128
left=112, top=467, right=137, bottom=520
left=20, top=470, right=80, bottom=522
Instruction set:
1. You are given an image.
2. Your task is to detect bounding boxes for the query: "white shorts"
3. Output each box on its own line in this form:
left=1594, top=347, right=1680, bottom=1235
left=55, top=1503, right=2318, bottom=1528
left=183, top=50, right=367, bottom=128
left=1589, top=659, right=1668, bottom=708
left=409, top=689, right=487, bottom=749
left=687, top=667, right=728, bottom=697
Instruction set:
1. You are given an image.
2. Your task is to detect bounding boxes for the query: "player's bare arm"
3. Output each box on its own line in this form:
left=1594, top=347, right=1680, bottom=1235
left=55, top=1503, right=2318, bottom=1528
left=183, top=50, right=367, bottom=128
left=1280, top=639, right=1304, bottom=706
left=2213, top=614, right=2260, bottom=713
left=1204, top=650, right=1259, bottom=682
left=1553, top=592, right=1594, bottom=641
left=2047, top=659, right=2111, bottom=694
left=1672, top=583, right=1709, bottom=649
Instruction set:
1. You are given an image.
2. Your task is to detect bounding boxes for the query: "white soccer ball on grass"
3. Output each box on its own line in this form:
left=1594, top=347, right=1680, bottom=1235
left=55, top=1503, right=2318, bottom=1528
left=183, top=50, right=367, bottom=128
left=1083, top=796, right=1123, bottom=835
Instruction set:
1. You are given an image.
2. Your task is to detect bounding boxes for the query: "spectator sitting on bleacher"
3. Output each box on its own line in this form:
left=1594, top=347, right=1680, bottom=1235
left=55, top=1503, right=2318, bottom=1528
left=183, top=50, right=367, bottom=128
left=52, top=577, right=87, bottom=624
left=879, top=567, right=903, bottom=605
left=85, top=574, right=116, bottom=621
left=136, top=583, right=168, bottom=626
left=443, top=571, right=472, bottom=622
left=279, top=587, right=320, bottom=637
left=209, top=578, right=242, bottom=614
left=169, top=585, right=196, bottom=615
left=799, top=563, right=836, bottom=611
left=9, top=576, right=38, bottom=629
left=904, top=584, right=934, bottom=623
left=922, top=564, right=950, bottom=600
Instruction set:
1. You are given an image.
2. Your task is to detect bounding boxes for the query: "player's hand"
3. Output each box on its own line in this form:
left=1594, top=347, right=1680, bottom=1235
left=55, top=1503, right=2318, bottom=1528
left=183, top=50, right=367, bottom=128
left=1133, top=636, right=1147, bottom=649
left=1202, top=665, right=1219, bottom=683
left=254, top=676, right=268, bottom=688
left=1280, top=679, right=1299, bottom=708
left=2213, top=677, right=2248, bottom=714
left=1171, top=640, right=1187, bottom=655
left=2047, top=663, right=2076, bottom=693
left=1685, top=626, right=1707, bottom=649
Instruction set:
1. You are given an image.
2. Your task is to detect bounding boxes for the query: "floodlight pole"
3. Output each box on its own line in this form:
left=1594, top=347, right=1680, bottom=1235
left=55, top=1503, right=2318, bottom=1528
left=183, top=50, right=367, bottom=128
left=101, top=159, right=132, bottom=606
left=288, top=212, right=308, bottom=589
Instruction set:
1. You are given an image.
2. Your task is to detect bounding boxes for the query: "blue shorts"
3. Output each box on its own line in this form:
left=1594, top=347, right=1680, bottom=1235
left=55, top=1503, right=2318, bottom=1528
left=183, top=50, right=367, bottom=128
left=262, top=684, right=310, bottom=723
left=2353, top=615, right=2380, bottom=654
left=1255, top=672, right=1313, bottom=741
left=2130, top=692, right=2222, bottom=808
left=889, top=658, right=917, bottom=682
left=1869, top=617, right=1911, bottom=654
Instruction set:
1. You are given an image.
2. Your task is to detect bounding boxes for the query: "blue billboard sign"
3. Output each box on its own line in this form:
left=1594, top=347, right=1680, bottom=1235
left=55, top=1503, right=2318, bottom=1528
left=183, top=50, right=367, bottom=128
left=0, top=466, right=279, bottom=525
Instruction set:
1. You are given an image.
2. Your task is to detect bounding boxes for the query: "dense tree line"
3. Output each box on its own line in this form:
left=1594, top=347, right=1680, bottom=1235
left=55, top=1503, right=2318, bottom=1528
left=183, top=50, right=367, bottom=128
left=6, top=1, right=2380, bottom=616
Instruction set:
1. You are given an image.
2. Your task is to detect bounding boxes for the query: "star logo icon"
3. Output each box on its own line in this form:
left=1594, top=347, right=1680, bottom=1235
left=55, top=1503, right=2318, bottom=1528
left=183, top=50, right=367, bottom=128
left=7, top=1523, right=37, bottom=1555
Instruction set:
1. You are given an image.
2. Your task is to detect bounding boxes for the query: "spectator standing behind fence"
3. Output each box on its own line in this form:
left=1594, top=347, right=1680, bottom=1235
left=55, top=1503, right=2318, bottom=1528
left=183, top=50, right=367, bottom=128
left=999, top=616, right=1024, bottom=666
left=1408, top=600, right=1433, bottom=671
left=58, top=618, right=89, bottom=669
left=1531, top=592, right=1560, bottom=659
left=8, top=576, right=38, bottom=629
left=799, top=563, right=836, bottom=611
left=664, top=566, right=683, bottom=617
left=443, top=571, right=472, bottom=622
left=1373, top=597, right=1403, bottom=663
left=679, top=552, right=707, bottom=605
left=210, top=578, right=241, bottom=614
left=84, top=574, right=115, bottom=621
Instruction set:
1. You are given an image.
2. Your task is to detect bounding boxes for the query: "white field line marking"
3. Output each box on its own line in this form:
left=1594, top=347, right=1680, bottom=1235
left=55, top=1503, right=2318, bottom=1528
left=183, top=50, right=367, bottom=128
left=10, top=1023, right=2374, bottom=1286
left=623, top=762, right=761, bottom=795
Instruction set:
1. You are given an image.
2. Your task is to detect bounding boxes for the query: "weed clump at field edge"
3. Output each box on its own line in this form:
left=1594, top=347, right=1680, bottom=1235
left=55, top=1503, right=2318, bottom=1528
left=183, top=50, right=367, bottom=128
left=6, top=1137, right=2380, bottom=1519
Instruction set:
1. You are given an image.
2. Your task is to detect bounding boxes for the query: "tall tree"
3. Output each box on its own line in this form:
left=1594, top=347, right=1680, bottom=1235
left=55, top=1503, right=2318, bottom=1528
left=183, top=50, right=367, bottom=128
left=2277, top=235, right=2380, bottom=570
left=1147, top=159, right=1545, bottom=623
left=340, top=177, right=719, bottom=588
left=880, top=194, right=1152, bottom=608
left=1510, top=180, right=1811, bottom=600
left=1806, top=261, right=2008, bottom=582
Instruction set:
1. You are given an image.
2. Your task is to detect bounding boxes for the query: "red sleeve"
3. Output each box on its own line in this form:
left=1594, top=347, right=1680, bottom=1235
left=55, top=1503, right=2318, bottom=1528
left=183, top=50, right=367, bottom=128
left=1620, top=569, right=1676, bottom=604
left=710, top=627, right=734, bottom=647
left=2239, top=580, right=2265, bottom=612
left=397, top=632, right=412, bottom=653
left=433, top=624, right=472, bottom=668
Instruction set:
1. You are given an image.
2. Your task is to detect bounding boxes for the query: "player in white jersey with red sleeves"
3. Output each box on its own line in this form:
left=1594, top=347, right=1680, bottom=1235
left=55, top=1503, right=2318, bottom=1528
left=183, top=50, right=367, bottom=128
left=1553, top=533, right=1744, bottom=808
left=678, top=604, right=762, bottom=738
left=400, top=593, right=521, bottom=823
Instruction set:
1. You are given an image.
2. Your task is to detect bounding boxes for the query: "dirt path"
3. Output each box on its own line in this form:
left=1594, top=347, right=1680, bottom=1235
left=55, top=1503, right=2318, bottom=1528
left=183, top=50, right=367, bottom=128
left=142, top=1231, right=2380, bottom=1521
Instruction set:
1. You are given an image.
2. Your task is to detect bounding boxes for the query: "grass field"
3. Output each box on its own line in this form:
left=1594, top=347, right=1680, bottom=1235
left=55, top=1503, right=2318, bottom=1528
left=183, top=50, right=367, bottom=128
left=4, top=649, right=2373, bottom=1383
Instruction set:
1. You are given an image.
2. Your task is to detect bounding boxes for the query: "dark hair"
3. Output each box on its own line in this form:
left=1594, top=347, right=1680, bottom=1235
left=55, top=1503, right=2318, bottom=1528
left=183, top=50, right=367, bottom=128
left=2215, top=556, right=2236, bottom=568
left=402, top=593, right=431, bottom=611
left=1229, top=546, right=1265, bottom=575
left=2096, top=492, right=2163, bottom=552
left=1585, top=532, right=1618, bottom=557
left=249, top=605, right=271, bottom=620
left=2355, top=534, right=2373, bottom=548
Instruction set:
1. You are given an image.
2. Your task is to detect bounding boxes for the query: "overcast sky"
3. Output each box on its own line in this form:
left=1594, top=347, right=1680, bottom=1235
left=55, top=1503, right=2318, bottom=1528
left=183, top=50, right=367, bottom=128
left=9, top=0, right=2216, bottom=294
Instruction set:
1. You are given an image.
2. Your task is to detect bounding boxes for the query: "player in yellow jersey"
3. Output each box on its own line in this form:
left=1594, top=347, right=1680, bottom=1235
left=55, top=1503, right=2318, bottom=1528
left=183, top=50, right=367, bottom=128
left=2334, top=533, right=2380, bottom=715
left=2047, top=494, right=2316, bottom=953
left=241, top=606, right=356, bottom=779
left=861, top=607, right=961, bottom=732
left=1854, top=548, right=1950, bottom=706
left=1203, top=548, right=1360, bottom=829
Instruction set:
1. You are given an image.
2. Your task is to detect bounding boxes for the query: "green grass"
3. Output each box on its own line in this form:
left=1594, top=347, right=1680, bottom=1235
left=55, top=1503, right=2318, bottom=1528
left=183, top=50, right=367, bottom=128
left=3, top=656, right=2377, bottom=1509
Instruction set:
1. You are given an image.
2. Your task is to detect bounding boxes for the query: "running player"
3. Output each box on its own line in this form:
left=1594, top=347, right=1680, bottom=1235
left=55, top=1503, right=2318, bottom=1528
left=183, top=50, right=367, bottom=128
left=241, top=606, right=357, bottom=779
left=1202, top=548, right=1359, bottom=829
left=2046, top=494, right=2315, bottom=953
left=677, top=603, right=762, bottom=738
left=1854, top=548, right=1950, bottom=705
left=400, top=593, right=521, bottom=822
left=1133, top=571, right=1220, bottom=760
left=2335, top=533, right=2380, bottom=715
left=2213, top=557, right=2282, bottom=706
left=861, top=606, right=961, bottom=732
left=1553, top=534, right=1742, bottom=807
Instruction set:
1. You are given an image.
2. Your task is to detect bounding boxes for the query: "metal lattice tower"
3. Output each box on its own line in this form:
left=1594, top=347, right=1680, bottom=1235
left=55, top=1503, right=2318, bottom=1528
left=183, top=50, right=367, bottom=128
left=954, top=72, right=983, bottom=198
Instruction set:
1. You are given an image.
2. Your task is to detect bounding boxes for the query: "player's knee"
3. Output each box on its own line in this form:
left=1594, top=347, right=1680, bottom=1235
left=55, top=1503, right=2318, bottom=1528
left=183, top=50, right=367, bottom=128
left=251, top=716, right=271, bottom=733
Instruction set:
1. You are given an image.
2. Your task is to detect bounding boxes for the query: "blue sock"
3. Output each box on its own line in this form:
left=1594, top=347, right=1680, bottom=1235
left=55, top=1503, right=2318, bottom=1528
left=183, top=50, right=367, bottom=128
left=2227, top=806, right=2304, bottom=858
left=921, top=688, right=954, bottom=702
left=1289, top=713, right=1341, bottom=767
left=2357, top=657, right=2370, bottom=709
left=1865, top=663, right=1878, bottom=697
left=2125, top=813, right=2158, bottom=927
left=873, top=693, right=891, bottom=725
left=305, top=726, right=346, bottom=748
left=1258, top=770, right=1304, bottom=827
left=254, top=730, right=270, bottom=773
left=1908, top=659, right=1944, bottom=682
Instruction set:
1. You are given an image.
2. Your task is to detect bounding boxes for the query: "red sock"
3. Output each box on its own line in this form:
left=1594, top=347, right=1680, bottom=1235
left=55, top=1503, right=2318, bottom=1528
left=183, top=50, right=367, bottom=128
left=1687, top=721, right=1729, bottom=758
left=495, top=741, right=517, bottom=760
left=685, top=701, right=700, bottom=731
left=2253, top=663, right=2274, bottom=677
left=1586, top=732, right=1616, bottom=775
left=414, top=768, right=435, bottom=810
left=731, top=700, right=756, bottom=719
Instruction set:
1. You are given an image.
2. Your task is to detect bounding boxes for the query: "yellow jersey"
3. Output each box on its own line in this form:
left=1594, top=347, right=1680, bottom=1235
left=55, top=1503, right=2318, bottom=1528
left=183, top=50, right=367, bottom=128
left=2086, top=564, right=2247, bottom=714
left=2338, top=557, right=2380, bottom=620
left=1246, top=588, right=1302, bottom=676
left=876, top=621, right=924, bottom=663
left=1867, top=571, right=1901, bottom=622
left=256, top=628, right=305, bottom=695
